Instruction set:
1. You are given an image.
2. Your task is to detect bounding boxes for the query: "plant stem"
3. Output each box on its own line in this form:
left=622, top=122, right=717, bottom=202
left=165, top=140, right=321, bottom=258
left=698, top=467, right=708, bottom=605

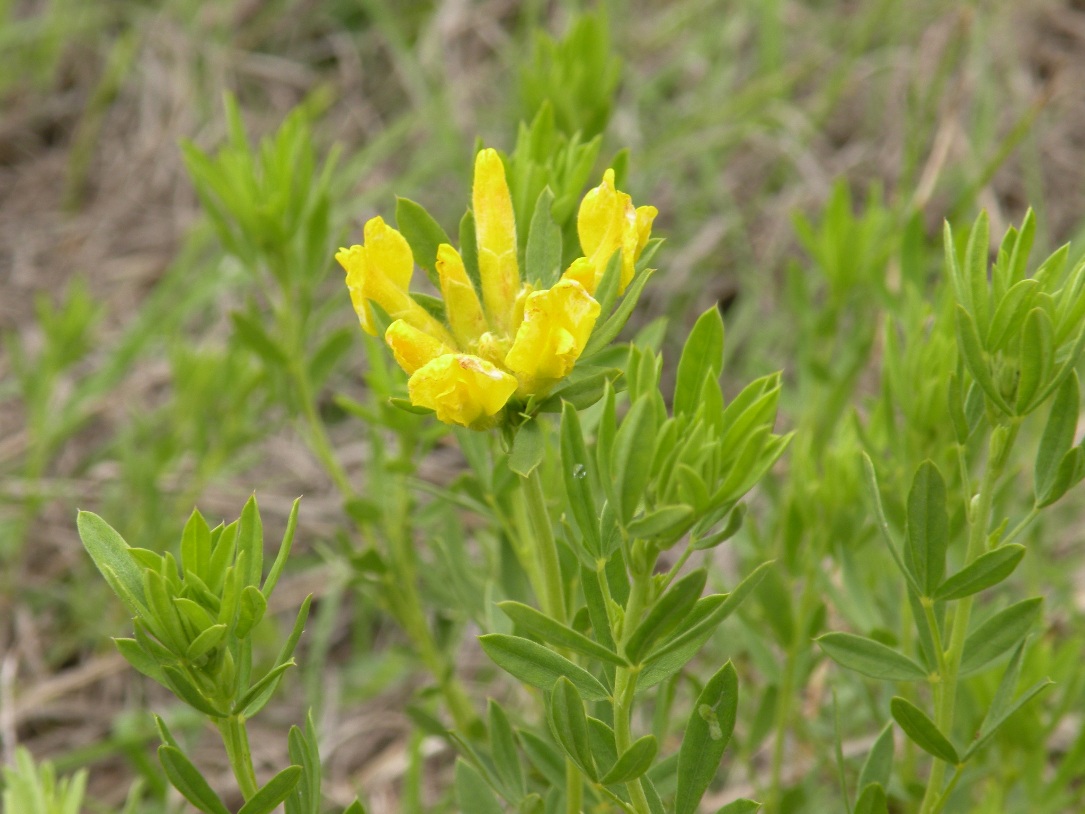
left=919, top=422, right=1018, bottom=814
left=522, top=467, right=566, bottom=625
left=566, top=758, right=583, bottom=814
left=218, top=715, right=258, bottom=801
left=614, top=555, right=652, bottom=814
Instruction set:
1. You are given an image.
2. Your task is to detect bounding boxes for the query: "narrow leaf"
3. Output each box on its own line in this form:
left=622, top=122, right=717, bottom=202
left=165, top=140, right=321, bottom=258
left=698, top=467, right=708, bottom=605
left=600, top=734, right=658, bottom=784
left=561, top=403, right=602, bottom=556
left=960, top=597, right=1043, bottom=677
left=817, top=633, right=928, bottom=682
left=890, top=697, right=958, bottom=764
left=906, top=461, right=948, bottom=595
left=674, top=307, right=724, bottom=417
left=479, top=634, right=609, bottom=700
left=674, top=661, right=738, bottom=814
left=237, top=766, right=302, bottom=814
left=933, top=545, right=1026, bottom=601
left=858, top=722, right=894, bottom=791
left=509, top=419, right=545, bottom=478
left=77, top=511, right=146, bottom=616
left=548, top=677, right=598, bottom=780
left=525, top=186, right=562, bottom=287
left=625, top=569, right=706, bottom=664
left=158, top=746, right=230, bottom=814
left=453, top=760, right=503, bottom=814
left=498, top=601, right=625, bottom=665
left=396, top=197, right=452, bottom=286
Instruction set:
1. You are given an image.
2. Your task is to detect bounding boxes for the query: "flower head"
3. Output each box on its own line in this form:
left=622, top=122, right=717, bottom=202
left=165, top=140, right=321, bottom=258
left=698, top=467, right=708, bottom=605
left=564, top=169, right=657, bottom=295
left=339, top=151, right=656, bottom=429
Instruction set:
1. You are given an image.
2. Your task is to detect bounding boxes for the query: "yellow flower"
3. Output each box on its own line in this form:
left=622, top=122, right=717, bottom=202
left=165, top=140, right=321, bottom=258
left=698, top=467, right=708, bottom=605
left=337, top=217, right=455, bottom=346
left=408, top=353, right=518, bottom=429
left=505, top=280, right=601, bottom=393
left=340, top=151, right=654, bottom=428
left=473, top=148, right=521, bottom=335
left=436, top=243, right=488, bottom=348
left=567, top=169, right=657, bottom=295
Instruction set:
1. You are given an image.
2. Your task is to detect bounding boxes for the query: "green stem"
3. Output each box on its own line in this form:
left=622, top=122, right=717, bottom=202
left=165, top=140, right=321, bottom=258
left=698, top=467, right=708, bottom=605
left=919, top=422, right=1018, bottom=814
left=614, top=557, right=652, bottom=814
left=218, top=715, right=259, bottom=801
left=566, top=758, right=583, bottom=814
left=522, top=467, right=566, bottom=625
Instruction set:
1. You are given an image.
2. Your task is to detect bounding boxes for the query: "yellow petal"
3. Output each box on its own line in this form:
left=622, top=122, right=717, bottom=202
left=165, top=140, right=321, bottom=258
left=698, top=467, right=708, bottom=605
left=385, top=319, right=454, bottom=375
left=473, top=148, right=520, bottom=333
left=337, top=219, right=455, bottom=345
left=505, top=279, right=601, bottom=394
left=363, top=216, right=414, bottom=291
left=436, top=243, right=488, bottom=347
left=577, top=168, right=618, bottom=258
left=560, top=256, right=599, bottom=295
left=574, top=170, right=657, bottom=295
left=408, top=353, right=518, bottom=428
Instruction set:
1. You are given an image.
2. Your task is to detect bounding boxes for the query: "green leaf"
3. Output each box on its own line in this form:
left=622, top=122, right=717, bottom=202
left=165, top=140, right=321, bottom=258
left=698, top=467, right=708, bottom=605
left=548, top=677, right=598, bottom=780
left=986, top=278, right=1038, bottom=352
left=560, top=403, right=602, bottom=557
left=960, top=597, right=1043, bottom=677
left=600, top=734, right=657, bottom=784
left=158, top=745, right=230, bottom=814
left=674, top=661, right=738, bottom=814
left=1035, top=371, right=1080, bottom=503
left=963, top=640, right=1053, bottom=760
left=626, top=505, right=695, bottom=543
left=509, top=419, right=546, bottom=478
left=234, top=660, right=297, bottom=716
left=964, top=210, right=991, bottom=334
left=235, top=585, right=268, bottom=639
left=625, top=569, right=706, bottom=665
left=498, top=601, right=625, bottom=666
left=185, top=624, right=227, bottom=662
left=231, top=311, right=288, bottom=366
left=237, top=766, right=302, bottom=814
left=1017, top=307, right=1055, bottom=413
left=180, top=509, right=212, bottom=583
left=612, top=395, right=657, bottom=524
left=858, top=722, right=894, bottom=790
left=263, top=496, right=300, bottom=599
left=162, top=666, right=226, bottom=717
left=642, top=561, right=773, bottom=689
left=714, top=800, right=761, bottom=814
left=933, top=545, right=1026, bottom=601
left=890, top=697, right=958, bottom=764
left=240, top=595, right=311, bottom=717
left=537, top=366, right=622, bottom=412
left=853, top=783, right=888, bottom=814
left=342, top=802, right=368, bottom=814
left=396, top=197, right=452, bottom=287
left=236, top=495, right=263, bottom=590
left=816, top=633, right=928, bottom=682
left=287, top=712, right=321, bottom=814
left=859, top=453, right=922, bottom=595
left=526, top=186, right=562, bottom=287
left=955, top=304, right=1011, bottom=414
left=906, top=461, right=948, bottom=596
left=458, top=210, right=482, bottom=295
left=674, top=307, right=724, bottom=417
left=77, top=511, right=146, bottom=617
left=692, top=504, right=746, bottom=551
left=488, top=700, right=524, bottom=798
left=582, top=265, right=654, bottom=358
left=453, top=759, right=503, bottom=814
left=479, top=634, right=609, bottom=700
left=114, top=637, right=167, bottom=684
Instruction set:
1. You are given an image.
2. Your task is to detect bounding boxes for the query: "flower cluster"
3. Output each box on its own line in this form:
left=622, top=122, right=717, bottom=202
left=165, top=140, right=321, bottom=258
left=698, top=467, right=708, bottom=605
left=337, top=149, right=656, bottom=428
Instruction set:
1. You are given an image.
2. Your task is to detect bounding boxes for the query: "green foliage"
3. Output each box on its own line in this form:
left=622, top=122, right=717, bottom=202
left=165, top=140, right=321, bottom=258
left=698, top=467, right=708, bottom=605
left=0, top=748, right=87, bottom=814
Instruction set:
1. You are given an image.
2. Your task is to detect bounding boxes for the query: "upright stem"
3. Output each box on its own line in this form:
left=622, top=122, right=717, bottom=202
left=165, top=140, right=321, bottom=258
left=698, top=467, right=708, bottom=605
left=520, top=467, right=580, bottom=812
left=612, top=556, right=653, bottom=814
left=523, top=468, right=567, bottom=625
left=218, top=715, right=259, bottom=801
left=919, top=422, right=1018, bottom=814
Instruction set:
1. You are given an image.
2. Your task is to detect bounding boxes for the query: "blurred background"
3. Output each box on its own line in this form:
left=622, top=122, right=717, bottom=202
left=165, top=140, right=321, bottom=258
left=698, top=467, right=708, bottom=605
left=2, top=0, right=1085, bottom=810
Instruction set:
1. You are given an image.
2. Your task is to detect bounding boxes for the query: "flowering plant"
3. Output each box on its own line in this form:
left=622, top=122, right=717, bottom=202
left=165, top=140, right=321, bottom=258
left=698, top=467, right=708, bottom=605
left=336, top=148, right=656, bottom=428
